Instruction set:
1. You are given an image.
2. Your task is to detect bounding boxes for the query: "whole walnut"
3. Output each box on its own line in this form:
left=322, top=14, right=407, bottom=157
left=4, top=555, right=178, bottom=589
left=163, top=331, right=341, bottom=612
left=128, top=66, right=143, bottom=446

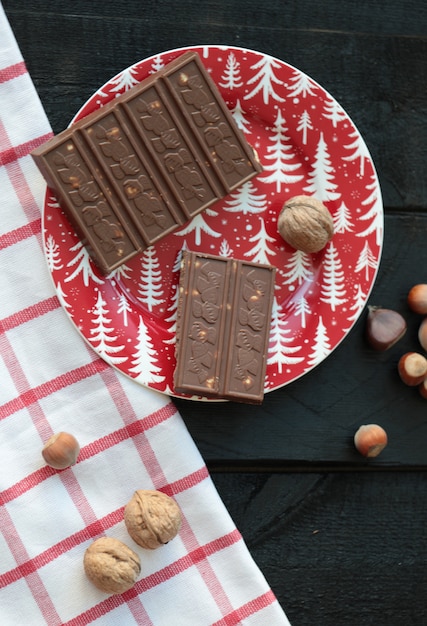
left=277, top=195, right=334, bottom=253
left=124, top=490, right=182, bottom=549
left=83, top=537, right=141, bottom=594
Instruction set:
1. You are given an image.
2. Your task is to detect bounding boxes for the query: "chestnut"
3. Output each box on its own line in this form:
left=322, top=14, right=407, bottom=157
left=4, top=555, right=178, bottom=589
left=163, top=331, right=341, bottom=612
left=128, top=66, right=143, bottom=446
left=365, top=306, right=406, bottom=351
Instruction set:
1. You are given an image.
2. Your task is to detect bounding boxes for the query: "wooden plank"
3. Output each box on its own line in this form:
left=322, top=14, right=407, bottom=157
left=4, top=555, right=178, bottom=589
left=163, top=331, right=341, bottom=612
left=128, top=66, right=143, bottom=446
left=4, top=0, right=427, bottom=35
left=212, top=471, right=427, bottom=624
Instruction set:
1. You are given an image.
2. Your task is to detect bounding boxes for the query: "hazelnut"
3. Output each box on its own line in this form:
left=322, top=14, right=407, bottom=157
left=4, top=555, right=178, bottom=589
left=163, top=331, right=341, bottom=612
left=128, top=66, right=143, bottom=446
left=277, top=195, right=334, bottom=253
left=407, top=284, right=427, bottom=315
left=42, top=431, right=80, bottom=469
left=354, top=424, right=388, bottom=458
left=418, top=317, right=427, bottom=352
left=84, top=537, right=141, bottom=594
left=398, top=351, right=427, bottom=386
left=124, top=490, right=182, bottom=549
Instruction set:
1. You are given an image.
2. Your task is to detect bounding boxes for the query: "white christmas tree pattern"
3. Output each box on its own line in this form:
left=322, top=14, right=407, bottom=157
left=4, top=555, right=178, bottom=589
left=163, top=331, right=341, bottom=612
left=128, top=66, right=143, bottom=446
left=129, top=315, right=165, bottom=386
left=259, top=109, right=304, bottom=192
left=333, top=201, right=354, bottom=233
left=137, top=246, right=165, bottom=312
left=343, top=128, right=371, bottom=176
left=320, top=242, right=347, bottom=311
left=64, top=241, right=104, bottom=287
left=163, top=245, right=187, bottom=344
left=307, top=316, right=331, bottom=367
left=292, top=293, right=312, bottom=329
left=347, top=284, right=367, bottom=324
left=117, top=292, right=132, bottom=327
left=45, top=234, right=63, bottom=271
left=304, top=132, right=341, bottom=201
left=244, top=217, right=277, bottom=265
left=149, top=55, right=165, bottom=74
left=219, top=51, right=244, bottom=89
left=173, top=242, right=188, bottom=272
left=355, top=240, right=377, bottom=281
left=219, top=238, right=233, bottom=257
left=296, top=110, right=314, bottom=145
left=55, top=282, right=71, bottom=314
left=243, top=55, right=285, bottom=104
left=281, top=249, right=314, bottom=286
left=88, top=291, right=127, bottom=364
left=110, top=65, right=140, bottom=94
left=231, top=99, right=252, bottom=134
left=223, top=180, right=267, bottom=215
left=286, top=69, right=318, bottom=99
left=108, top=262, right=133, bottom=282
left=322, top=96, right=347, bottom=127
left=164, top=282, right=179, bottom=345
left=268, top=297, right=304, bottom=373
left=174, top=208, right=221, bottom=246
left=356, top=174, right=383, bottom=246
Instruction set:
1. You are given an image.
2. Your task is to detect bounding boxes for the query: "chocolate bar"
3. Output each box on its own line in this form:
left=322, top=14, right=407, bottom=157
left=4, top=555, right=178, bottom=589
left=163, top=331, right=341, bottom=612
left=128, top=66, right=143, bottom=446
left=32, top=51, right=262, bottom=273
left=174, top=251, right=276, bottom=403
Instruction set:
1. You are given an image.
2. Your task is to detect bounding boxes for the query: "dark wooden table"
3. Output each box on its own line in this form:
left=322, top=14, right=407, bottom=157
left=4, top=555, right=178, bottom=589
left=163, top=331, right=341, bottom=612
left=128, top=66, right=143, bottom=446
left=4, top=1, right=427, bottom=623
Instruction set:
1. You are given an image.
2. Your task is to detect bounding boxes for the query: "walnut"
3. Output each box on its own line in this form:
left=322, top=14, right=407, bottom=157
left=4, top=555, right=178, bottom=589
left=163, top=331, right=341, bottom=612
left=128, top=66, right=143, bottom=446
left=83, top=537, right=141, bottom=594
left=277, top=195, right=334, bottom=253
left=124, top=490, right=182, bottom=549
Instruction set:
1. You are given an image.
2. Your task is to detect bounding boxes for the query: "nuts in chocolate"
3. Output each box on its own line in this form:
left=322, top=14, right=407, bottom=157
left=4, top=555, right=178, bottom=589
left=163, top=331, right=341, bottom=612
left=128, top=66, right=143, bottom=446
left=174, top=251, right=276, bottom=403
left=124, top=490, right=182, bottom=549
left=31, top=51, right=262, bottom=273
left=277, top=194, right=334, bottom=253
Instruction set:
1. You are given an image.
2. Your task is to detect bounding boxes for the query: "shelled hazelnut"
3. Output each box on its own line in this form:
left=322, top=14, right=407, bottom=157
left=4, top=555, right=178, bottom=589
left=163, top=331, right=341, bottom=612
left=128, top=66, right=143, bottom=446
left=42, top=432, right=80, bottom=469
left=124, top=490, right=182, bottom=549
left=84, top=537, right=141, bottom=594
left=277, top=195, right=334, bottom=253
left=354, top=424, right=388, bottom=458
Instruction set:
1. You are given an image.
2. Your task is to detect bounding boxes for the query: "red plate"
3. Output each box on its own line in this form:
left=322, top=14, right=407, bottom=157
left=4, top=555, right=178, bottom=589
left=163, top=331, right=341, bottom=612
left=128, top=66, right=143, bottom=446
left=43, top=45, right=383, bottom=399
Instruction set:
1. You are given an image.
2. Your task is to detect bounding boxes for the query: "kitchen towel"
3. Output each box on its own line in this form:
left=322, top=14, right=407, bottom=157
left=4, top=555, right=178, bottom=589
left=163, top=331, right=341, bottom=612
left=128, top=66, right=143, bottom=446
left=0, top=3, right=291, bottom=625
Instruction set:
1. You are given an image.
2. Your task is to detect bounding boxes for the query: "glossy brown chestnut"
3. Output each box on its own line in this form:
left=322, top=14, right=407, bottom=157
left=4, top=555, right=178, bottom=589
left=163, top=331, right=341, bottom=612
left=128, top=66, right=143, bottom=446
left=365, top=306, right=407, bottom=351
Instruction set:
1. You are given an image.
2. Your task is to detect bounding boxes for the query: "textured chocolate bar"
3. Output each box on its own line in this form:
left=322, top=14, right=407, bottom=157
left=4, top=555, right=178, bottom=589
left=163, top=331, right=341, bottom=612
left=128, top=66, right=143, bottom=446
left=174, top=251, right=276, bottom=403
left=32, top=51, right=262, bottom=273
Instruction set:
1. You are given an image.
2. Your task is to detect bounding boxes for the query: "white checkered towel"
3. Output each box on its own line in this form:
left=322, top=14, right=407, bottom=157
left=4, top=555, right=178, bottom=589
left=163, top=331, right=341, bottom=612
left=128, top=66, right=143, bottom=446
left=0, top=4, right=291, bottom=625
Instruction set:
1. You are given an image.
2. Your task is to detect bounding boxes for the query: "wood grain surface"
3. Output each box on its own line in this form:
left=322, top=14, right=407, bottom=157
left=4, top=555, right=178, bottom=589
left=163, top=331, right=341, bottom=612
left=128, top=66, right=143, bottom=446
left=3, top=0, right=427, bottom=623
left=213, top=471, right=427, bottom=625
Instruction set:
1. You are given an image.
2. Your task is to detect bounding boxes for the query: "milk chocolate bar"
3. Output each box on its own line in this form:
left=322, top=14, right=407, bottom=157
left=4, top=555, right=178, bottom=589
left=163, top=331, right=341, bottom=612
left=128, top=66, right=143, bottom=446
left=174, top=251, right=276, bottom=403
left=32, top=51, right=262, bottom=273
